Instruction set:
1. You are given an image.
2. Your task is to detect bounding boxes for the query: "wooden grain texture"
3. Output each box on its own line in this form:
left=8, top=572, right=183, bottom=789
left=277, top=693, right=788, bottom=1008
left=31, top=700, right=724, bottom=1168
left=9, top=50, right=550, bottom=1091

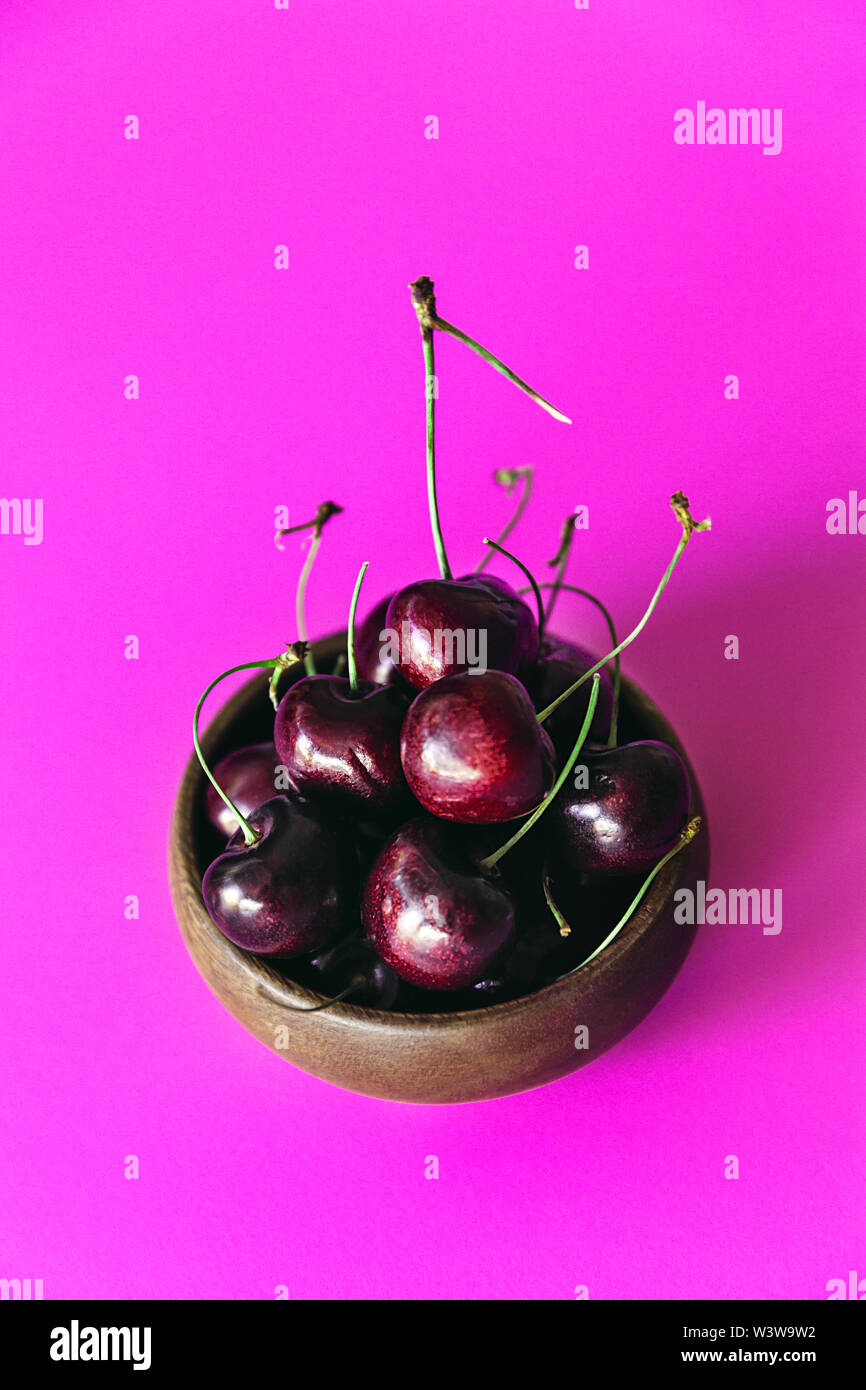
left=168, top=633, right=710, bottom=1104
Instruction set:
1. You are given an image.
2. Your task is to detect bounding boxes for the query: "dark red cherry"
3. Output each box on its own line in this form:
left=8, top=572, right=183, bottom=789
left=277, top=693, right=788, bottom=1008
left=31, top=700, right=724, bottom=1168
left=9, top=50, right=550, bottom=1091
left=414, top=872, right=643, bottom=1009
left=472, top=835, right=567, bottom=999
left=205, top=742, right=291, bottom=838
left=274, top=674, right=411, bottom=818
left=473, top=830, right=645, bottom=996
left=362, top=818, right=516, bottom=989
left=353, top=593, right=406, bottom=688
left=306, top=935, right=402, bottom=1009
left=528, top=636, right=614, bottom=758
left=385, top=573, right=539, bottom=690
left=400, top=669, right=555, bottom=823
left=202, top=796, right=355, bottom=957
left=538, top=867, right=645, bottom=980
left=547, top=740, right=690, bottom=877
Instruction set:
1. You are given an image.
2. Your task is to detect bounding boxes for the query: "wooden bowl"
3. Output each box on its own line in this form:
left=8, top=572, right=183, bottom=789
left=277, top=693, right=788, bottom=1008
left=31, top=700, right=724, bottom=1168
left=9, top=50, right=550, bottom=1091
left=169, top=633, right=709, bottom=1105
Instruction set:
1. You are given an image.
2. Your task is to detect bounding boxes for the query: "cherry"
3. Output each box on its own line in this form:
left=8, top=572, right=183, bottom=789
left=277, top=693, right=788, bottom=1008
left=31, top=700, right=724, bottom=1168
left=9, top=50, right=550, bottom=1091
left=418, top=840, right=691, bottom=1009
left=364, top=676, right=603, bottom=990
left=465, top=835, right=577, bottom=1000
left=400, top=669, right=555, bottom=823
left=362, top=818, right=517, bottom=990
left=273, top=562, right=412, bottom=818
left=274, top=674, right=411, bottom=818
left=203, top=796, right=355, bottom=957
left=305, top=936, right=402, bottom=1009
left=529, top=636, right=614, bottom=758
left=385, top=573, right=539, bottom=690
left=535, top=868, right=646, bottom=979
left=205, top=742, right=291, bottom=838
left=546, top=740, right=691, bottom=877
left=354, top=593, right=402, bottom=686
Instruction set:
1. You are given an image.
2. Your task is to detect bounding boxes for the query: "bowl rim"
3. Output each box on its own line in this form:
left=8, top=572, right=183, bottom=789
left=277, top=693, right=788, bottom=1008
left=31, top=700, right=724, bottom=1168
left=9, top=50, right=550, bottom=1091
left=169, top=630, right=705, bottom=1032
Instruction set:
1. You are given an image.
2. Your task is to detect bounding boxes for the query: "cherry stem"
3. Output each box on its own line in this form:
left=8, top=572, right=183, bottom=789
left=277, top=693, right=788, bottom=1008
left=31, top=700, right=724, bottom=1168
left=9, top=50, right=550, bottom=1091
left=475, top=467, right=534, bottom=572
left=545, top=514, right=577, bottom=624
left=282, top=501, right=342, bottom=677
left=480, top=674, right=600, bottom=872
left=552, top=817, right=703, bottom=973
left=410, top=279, right=452, bottom=581
left=436, top=315, right=572, bottom=422
left=193, top=651, right=306, bottom=847
left=409, top=275, right=571, bottom=424
left=347, top=560, right=369, bottom=693
left=296, top=536, right=321, bottom=677
left=543, top=872, right=571, bottom=938
left=525, top=581, right=622, bottom=747
left=483, top=537, right=545, bottom=639
left=536, top=492, right=710, bottom=726
left=268, top=639, right=309, bottom=710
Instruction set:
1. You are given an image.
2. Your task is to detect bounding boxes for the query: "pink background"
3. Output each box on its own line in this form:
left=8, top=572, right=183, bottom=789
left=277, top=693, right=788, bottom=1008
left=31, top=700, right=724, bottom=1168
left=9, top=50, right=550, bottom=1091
left=1, top=0, right=864, bottom=1300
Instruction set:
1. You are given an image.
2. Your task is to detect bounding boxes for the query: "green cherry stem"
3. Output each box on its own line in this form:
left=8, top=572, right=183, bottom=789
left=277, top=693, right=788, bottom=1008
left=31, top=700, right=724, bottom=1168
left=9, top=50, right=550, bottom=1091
left=543, top=872, right=571, bottom=938
left=410, top=279, right=452, bottom=581
left=536, top=492, right=711, bottom=726
left=280, top=500, right=342, bottom=677
left=347, top=560, right=370, bottom=693
left=409, top=276, right=571, bottom=424
left=482, top=537, right=545, bottom=640
left=436, top=315, right=571, bottom=422
left=268, top=639, right=309, bottom=710
left=480, top=674, right=601, bottom=872
left=296, top=537, right=320, bottom=677
left=545, top=513, right=577, bottom=624
left=194, top=650, right=306, bottom=847
left=553, top=816, right=703, bottom=973
left=475, top=466, right=534, bottom=572
left=410, top=274, right=569, bottom=577
left=524, top=581, right=622, bottom=747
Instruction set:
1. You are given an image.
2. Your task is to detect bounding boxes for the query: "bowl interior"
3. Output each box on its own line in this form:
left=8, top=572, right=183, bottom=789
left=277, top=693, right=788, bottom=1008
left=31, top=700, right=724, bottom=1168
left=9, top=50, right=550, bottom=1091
left=184, top=632, right=696, bottom=1026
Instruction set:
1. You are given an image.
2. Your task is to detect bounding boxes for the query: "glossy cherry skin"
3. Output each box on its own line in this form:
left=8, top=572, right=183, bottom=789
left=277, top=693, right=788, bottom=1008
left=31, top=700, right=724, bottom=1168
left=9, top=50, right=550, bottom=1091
left=362, top=818, right=516, bottom=989
left=306, top=936, right=402, bottom=1009
left=527, top=636, right=614, bottom=759
left=400, top=669, right=556, bottom=823
left=385, top=573, right=539, bottom=690
left=205, top=742, right=291, bottom=838
left=202, top=796, right=355, bottom=957
left=546, top=740, right=690, bottom=877
left=274, top=674, right=411, bottom=818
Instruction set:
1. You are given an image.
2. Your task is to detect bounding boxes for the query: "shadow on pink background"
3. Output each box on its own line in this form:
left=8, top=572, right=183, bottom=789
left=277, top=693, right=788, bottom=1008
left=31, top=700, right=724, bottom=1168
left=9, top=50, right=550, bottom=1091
left=1, top=1, right=864, bottom=1299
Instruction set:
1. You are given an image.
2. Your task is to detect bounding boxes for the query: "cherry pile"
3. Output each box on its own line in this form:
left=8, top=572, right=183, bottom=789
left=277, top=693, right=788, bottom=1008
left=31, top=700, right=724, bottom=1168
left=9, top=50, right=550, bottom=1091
left=192, top=278, right=708, bottom=1014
